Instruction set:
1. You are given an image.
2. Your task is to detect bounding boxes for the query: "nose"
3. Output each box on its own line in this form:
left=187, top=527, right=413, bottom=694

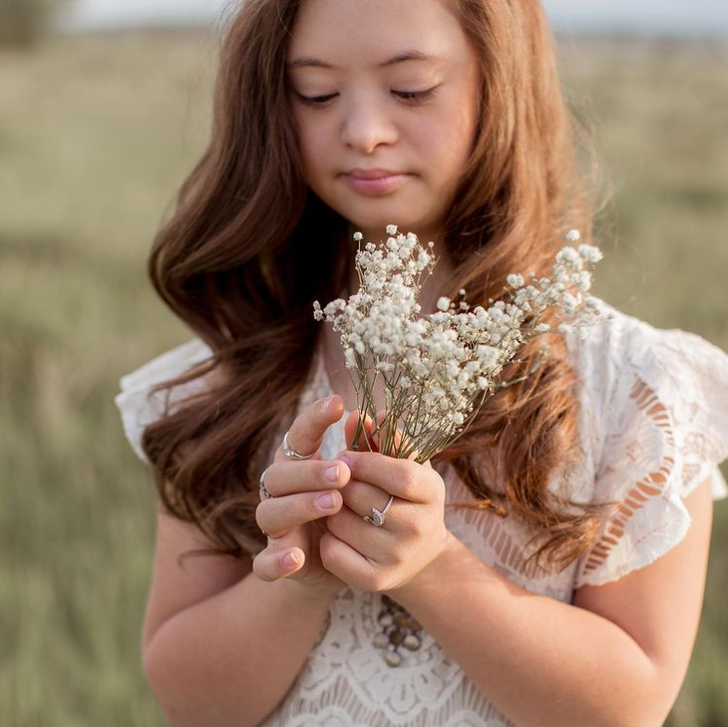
left=340, top=95, right=398, bottom=154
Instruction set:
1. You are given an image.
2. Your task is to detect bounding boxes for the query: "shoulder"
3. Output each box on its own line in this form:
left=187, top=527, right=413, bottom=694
left=114, top=337, right=214, bottom=463
left=567, top=296, right=728, bottom=462
left=566, top=297, right=728, bottom=587
left=117, top=338, right=213, bottom=394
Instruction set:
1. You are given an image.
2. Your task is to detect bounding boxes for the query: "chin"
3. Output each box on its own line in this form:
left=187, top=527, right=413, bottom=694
left=346, top=207, right=426, bottom=236
left=318, top=187, right=435, bottom=239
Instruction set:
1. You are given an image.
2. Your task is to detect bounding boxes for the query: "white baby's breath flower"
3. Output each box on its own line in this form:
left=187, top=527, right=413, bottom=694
left=353, top=231, right=363, bottom=242
left=556, top=246, right=581, bottom=265
left=578, top=244, right=603, bottom=264
left=312, top=226, right=603, bottom=463
left=565, top=229, right=581, bottom=242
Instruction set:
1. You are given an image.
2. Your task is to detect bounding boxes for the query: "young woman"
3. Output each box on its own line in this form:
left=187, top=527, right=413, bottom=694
left=115, top=0, right=728, bottom=724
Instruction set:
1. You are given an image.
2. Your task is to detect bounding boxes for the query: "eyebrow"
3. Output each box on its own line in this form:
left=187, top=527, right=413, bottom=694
left=286, top=50, right=438, bottom=70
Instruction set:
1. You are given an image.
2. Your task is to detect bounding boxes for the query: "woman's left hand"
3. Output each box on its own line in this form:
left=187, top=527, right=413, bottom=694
left=319, top=410, right=456, bottom=594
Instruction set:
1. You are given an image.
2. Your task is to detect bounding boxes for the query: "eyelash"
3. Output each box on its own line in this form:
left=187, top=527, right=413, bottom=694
left=295, top=87, right=438, bottom=108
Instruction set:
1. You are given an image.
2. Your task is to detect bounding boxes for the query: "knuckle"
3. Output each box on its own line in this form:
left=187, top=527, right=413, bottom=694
left=256, top=501, right=291, bottom=539
left=401, top=509, right=421, bottom=539
left=269, top=527, right=290, bottom=540
left=254, top=501, right=268, bottom=528
left=409, top=506, right=426, bottom=536
left=368, top=570, right=386, bottom=593
left=255, top=498, right=273, bottom=524
left=261, top=463, right=277, bottom=490
left=399, top=467, right=418, bottom=499
left=391, top=549, right=407, bottom=569
left=252, top=554, right=274, bottom=582
left=318, top=531, right=335, bottom=565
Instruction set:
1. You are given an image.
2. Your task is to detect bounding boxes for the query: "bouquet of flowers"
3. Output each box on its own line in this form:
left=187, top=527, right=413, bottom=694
left=313, top=225, right=602, bottom=463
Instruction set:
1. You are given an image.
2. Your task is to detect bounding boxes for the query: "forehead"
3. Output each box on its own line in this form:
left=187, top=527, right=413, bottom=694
left=286, top=0, right=469, bottom=70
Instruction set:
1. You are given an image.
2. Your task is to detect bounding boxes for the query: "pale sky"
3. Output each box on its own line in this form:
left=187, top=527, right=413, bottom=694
left=63, top=0, right=728, bottom=35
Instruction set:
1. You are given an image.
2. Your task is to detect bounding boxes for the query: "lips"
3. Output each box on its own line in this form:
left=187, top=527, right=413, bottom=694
left=346, top=168, right=405, bottom=179
left=343, top=171, right=412, bottom=196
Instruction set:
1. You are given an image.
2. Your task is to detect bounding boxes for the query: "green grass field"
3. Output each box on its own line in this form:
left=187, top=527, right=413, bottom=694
left=1, top=29, right=726, bottom=726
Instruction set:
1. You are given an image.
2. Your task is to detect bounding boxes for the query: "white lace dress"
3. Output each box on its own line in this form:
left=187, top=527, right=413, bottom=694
left=115, top=297, right=728, bottom=726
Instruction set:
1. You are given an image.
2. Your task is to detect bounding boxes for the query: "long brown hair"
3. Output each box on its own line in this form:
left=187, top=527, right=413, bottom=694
left=142, top=0, right=618, bottom=574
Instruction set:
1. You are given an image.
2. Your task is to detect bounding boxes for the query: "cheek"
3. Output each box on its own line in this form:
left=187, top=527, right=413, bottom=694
left=419, top=103, right=477, bottom=183
left=291, top=112, right=328, bottom=175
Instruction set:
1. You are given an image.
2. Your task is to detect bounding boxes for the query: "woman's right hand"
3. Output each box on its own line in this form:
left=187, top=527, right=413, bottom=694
left=253, top=395, right=350, bottom=599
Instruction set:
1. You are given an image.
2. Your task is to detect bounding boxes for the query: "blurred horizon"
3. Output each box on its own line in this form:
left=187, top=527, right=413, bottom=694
left=59, top=0, right=728, bottom=38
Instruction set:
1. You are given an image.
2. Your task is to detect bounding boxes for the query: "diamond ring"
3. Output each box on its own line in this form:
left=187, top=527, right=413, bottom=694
left=364, top=495, right=395, bottom=527
left=282, top=430, right=314, bottom=460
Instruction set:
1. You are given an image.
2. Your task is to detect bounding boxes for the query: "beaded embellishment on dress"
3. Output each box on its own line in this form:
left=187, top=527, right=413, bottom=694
left=374, top=594, right=424, bottom=667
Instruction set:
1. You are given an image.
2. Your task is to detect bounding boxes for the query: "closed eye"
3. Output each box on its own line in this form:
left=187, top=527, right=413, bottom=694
left=393, top=87, right=439, bottom=105
left=295, top=92, right=337, bottom=106
left=294, top=86, right=440, bottom=108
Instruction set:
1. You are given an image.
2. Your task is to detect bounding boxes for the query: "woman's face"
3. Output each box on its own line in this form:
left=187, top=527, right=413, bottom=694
left=286, top=0, right=481, bottom=246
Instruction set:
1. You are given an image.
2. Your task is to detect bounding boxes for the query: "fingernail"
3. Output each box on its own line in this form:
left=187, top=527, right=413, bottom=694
left=283, top=551, right=299, bottom=568
left=320, top=395, right=336, bottom=411
left=336, top=453, right=353, bottom=469
left=316, top=492, right=335, bottom=509
left=323, top=465, right=340, bottom=482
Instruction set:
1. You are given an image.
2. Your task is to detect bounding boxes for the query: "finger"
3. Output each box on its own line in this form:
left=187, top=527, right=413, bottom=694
left=339, top=478, right=407, bottom=530
left=335, top=450, right=439, bottom=504
left=325, top=504, right=393, bottom=559
left=253, top=546, right=304, bottom=582
left=276, top=395, right=345, bottom=463
left=319, top=531, right=378, bottom=592
left=256, top=490, right=343, bottom=539
left=261, top=458, right=351, bottom=499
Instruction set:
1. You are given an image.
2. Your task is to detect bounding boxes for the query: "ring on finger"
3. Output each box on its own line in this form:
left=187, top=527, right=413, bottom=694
left=282, top=430, right=314, bottom=460
left=259, top=466, right=274, bottom=499
left=363, top=494, right=395, bottom=527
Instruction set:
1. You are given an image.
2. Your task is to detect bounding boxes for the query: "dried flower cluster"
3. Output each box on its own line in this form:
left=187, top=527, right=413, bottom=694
left=314, top=225, right=602, bottom=462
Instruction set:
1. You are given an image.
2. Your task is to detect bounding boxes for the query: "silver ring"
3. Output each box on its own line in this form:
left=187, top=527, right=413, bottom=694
left=363, top=495, right=395, bottom=527
left=259, top=466, right=273, bottom=499
left=282, top=430, right=314, bottom=460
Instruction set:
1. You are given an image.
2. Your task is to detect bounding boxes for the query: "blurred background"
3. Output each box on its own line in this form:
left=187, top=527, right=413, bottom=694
left=1, top=1, right=726, bottom=725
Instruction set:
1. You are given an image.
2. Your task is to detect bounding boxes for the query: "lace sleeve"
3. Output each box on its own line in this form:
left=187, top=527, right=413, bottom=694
left=113, top=338, right=213, bottom=464
left=574, top=319, right=728, bottom=588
